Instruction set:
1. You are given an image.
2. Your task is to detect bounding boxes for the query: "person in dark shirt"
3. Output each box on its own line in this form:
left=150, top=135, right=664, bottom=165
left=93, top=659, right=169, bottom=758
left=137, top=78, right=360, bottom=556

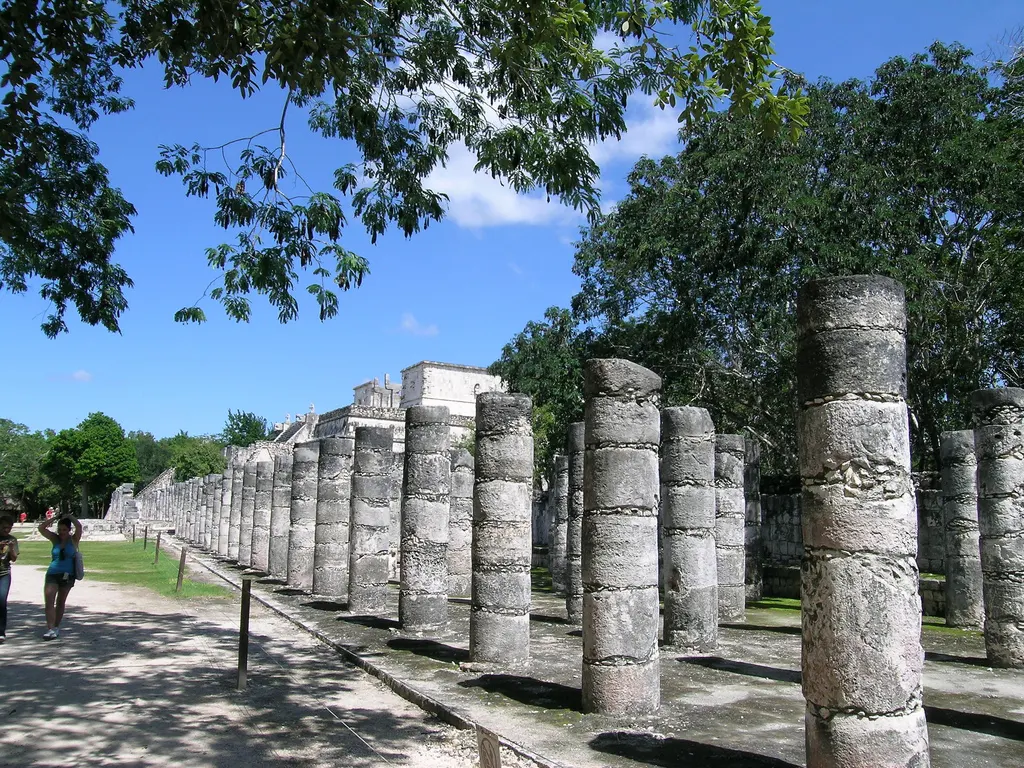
left=0, top=515, right=20, bottom=643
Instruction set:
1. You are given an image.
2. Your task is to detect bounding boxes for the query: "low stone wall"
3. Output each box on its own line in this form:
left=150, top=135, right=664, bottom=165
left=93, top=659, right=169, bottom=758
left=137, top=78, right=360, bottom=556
left=762, top=494, right=802, bottom=568
left=920, top=577, right=946, bottom=619
left=915, top=471, right=945, bottom=575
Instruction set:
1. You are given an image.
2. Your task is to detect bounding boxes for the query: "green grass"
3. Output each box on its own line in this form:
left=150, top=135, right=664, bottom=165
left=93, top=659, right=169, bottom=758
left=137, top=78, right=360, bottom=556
left=530, top=566, right=554, bottom=593
left=14, top=540, right=232, bottom=600
left=750, top=596, right=802, bottom=612
left=920, top=573, right=945, bottom=581
left=921, top=614, right=982, bottom=637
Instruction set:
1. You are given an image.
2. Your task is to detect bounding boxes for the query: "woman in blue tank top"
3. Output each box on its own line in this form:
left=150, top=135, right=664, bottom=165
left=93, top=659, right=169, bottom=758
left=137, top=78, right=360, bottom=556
left=38, top=515, right=82, bottom=640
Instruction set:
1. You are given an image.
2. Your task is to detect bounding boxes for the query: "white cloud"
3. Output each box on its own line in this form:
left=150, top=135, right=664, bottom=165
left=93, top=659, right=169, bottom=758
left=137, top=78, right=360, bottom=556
left=399, top=312, right=439, bottom=337
left=508, top=262, right=524, bottom=276
left=71, top=370, right=93, bottom=383
left=588, top=102, right=682, bottom=165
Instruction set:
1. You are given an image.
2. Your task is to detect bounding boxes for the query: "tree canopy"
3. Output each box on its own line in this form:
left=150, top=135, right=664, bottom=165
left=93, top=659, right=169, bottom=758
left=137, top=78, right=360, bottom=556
left=493, top=42, right=1024, bottom=475
left=1, top=0, right=806, bottom=336
left=0, top=419, right=59, bottom=516
left=164, top=431, right=227, bottom=482
left=221, top=409, right=271, bottom=447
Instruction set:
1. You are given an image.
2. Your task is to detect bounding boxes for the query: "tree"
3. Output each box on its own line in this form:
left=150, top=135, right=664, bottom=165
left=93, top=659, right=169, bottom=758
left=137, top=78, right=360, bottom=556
left=221, top=410, right=271, bottom=447
left=2, top=0, right=806, bottom=336
left=42, top=413, right=139, bottom=515
left=0, top=419, right=59, bottom=516
left=127, top=430, right=174, bottom=489
left=505, top=43, right=1024, bottom=473
left=164, top=432, right=226, bottom=482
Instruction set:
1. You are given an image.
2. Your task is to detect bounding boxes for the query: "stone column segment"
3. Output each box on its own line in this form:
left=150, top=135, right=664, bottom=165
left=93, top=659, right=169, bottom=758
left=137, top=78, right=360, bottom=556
left=661, top=406, right=718, bottom=651
left=470, top=393, right=534, bottom=666
left=238, top=461, right=257, bottom=568
left=566, top=422, right=585, bottom=625
left=218, top=467, right=233, bottom=557
left=210, top=475, right=223, bottom=553
left=389, top=452, right=404, bottom=581
left=548, top=455, right=569, bottom=594
left=313, top=437, right=355, bottom=598
left=399, top=406, right=451, bottom=632
left=744, top=438, right=763, bottom=602
left=971, top=387, right=1024, bottom=667
left=582, top=358, right=661, bottom=715
left=715, top=434, right=746, bottom=622
left=939, top=430, right=983, bottom=629
left=287, top=440, right=321, bottom=590
left=797, top=275, right=929, bottom=767
left=348, top=427, right=394, bottom=614
left=447, top=448, right=474, bottom=599
left=269, top=454, right=294, bottom=578
left=251, top=460, right=274, bottom=572
left=228, top=459, right=244, bottom=560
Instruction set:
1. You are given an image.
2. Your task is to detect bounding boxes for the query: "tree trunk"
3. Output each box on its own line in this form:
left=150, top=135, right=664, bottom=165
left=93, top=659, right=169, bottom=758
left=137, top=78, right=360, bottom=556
left=80, top=483, right=89, bottom=518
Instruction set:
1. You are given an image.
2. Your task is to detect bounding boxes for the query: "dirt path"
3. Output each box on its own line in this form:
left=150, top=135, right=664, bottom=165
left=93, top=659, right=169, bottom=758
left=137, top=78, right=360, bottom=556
left=0, top=562, right=491, bottom=767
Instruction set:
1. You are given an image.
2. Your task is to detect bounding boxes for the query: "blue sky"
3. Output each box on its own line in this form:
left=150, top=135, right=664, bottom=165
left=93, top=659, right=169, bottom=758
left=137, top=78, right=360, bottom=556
left=2, top=1, right=1021, bottom=439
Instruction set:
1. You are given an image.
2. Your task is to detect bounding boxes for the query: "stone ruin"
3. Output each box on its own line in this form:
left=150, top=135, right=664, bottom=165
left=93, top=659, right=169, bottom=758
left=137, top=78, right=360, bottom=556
left=110, top=280, right=1024, bottom=767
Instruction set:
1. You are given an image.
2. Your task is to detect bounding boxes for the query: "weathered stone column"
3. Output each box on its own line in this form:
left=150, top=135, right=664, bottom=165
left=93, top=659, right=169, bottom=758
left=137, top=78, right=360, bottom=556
left=218, top=468, right=233, bottom=557
left=238, top=461, right=257, bottom=568
left=399, top=406, right=451, bottom=632
left=797, top=275, right=929, bottom=766
left=715, top=434, right=747, bottom=622
left=287, top=440, right=320, bottom=590
left=660, top=406, right=718, bottom=651
left=348, top=427, right=393, bottom=614
left=939, top=430, right=984, bottom=629
left=582, top=359, right=661, bottom=715
left=251, top=460, right=274, bottom=572
left=744, top=439, right=763, bottom=602
left=228, top=459, right=244, bottom=560
left=471, top=393, right=533, bottom=666
left=312, top=437, right=354, bottom=598
left=210, top=475, right=223, bottom=553
left=548, top=455, right=569, bottom=594
left=388, top=452, right=404, bottom=581
left=269, top=454, right=293, bottom=578
left=566, top=422, right=585, bottom=625
left=971, top=387, right=1024, bottom=667
left=189, top=479, right=200, bottom=544
left=447, top=448, right=474, bottom=599
left=198, top=479, right=210, bottom=547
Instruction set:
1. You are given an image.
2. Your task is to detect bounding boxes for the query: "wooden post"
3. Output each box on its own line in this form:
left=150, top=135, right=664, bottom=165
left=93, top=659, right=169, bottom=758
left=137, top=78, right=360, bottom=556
left=143, top=526, right=149, bottom=550
left=176, top=547, right=187, bottom=593
left=238, top=577, right=252, bottom=690
left=154, top=532, right=162, bottom=565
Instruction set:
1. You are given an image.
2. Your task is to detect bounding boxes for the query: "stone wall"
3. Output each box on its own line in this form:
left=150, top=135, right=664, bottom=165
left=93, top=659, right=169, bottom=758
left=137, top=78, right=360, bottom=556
left=915, top=471, right=945, bottom=575
left=762, top=493, right=802, bottom=568
left=316, top=404, right=406, bottom=448
left=400, top=361, right=504, bottom=418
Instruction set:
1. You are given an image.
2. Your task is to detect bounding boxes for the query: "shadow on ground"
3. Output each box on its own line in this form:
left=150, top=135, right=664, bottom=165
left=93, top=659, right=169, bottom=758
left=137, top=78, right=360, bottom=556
left=590, top=731, right=801, bottom=767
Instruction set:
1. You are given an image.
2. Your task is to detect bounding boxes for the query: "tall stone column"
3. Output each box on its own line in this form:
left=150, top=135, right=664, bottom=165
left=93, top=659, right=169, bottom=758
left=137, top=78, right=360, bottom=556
left=312, top=437, right=355, bottom=598
left=744, top=439, right=763, bottom=602
left=238, top=461, right=257, bottom=568
left=471, top=393, right=534, bottom=666
left=269, top=454, right=293, bottom=578
left=447, top=448, right=474, bottom=598
left=251, top=460, right=274, bottom=572
left=210, top=475, right=222, bottom=552
left=287, top=440, right=320, bottom=590
left=399, top=406, right=451, bottom=632
left=218, top=468, right=232, bottom=557
left=715, top=434, right=746, bottom=622
left=971, top=387, right=1024, bottom=667
left=348, top=427, right=393, bottom=614
left=566, top=422, right=585, bottom=625
left=198, top=479, right=210, bottom=547
left=939, top=430, right=984, bottom=629
left=190, top=479, right=200, bottom=543
left=660, top=406, right=718, bottom=651
left=548, top=455, right=569, bottom=594
left=797, top=275, right=929, bottom=766
left=582, top=359, right=661, bottom=715
left=388, top=452, right=404, bottom=581
left=228, top=459, right=244, bottom=560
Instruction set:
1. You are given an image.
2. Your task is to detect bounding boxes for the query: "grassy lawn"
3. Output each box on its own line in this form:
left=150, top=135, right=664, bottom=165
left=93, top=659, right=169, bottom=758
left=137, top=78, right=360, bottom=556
left=14, top=539, right=232, bottom=600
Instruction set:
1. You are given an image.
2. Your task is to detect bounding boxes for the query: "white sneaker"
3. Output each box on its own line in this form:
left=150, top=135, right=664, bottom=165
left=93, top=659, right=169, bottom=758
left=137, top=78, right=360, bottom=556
left=42, top=629, right=56, bottom=640
left=52, top=627, right=60, bottom=639
left=0, top=635, right=6, bottom=644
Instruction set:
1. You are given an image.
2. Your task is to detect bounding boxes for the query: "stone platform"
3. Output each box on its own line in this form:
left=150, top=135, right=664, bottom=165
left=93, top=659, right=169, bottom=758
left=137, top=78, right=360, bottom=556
left=178, top=540, right=1023, bottom=768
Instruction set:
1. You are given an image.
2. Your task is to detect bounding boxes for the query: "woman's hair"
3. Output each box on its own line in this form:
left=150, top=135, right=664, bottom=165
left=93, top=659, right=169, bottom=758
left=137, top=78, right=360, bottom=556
left=0, top=515, right=12, bottom=527
left=58, top=517, right=73, bottom=530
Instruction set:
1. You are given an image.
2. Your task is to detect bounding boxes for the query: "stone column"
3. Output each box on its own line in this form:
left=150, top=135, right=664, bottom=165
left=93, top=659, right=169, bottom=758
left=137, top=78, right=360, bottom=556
left=548, top=455, right=569, bottom=594
left=210, top=475, right=223, bottom=552
left=660, top=406, right=718, bottom=651
left=251, top=460, right=274, bottom=572
left=744, top=438, right=763, bottom=602
left=715, top=434, right=746, bottom=622
left=190, top=479, right=200, bottom=543
left=218, top=468, right=232, bottom=557
left=197, top=480, right=209, bottom=547
left=939, top=430, right=984, bottom=629
left=566, top=422, right=585, bottom=625
left=971, top=387, right=1024, bottom=667
left=797, top=275, right=929, bottom=766
left=582, top=359, right=661, bottom=715
left=348, top=427, right=393, bottom=614
left=399, top=406, right=451, bottom=632
left=228, top=459, right=244, bottom=560
left=447, top=448, right=474, bottom=599
left=471, top=393, right=533, bottom=666
left=238, top=461, right=257, bottom=568
left=287, top=440, right=320, bottom=591
left=269, top=454, right=293, bottom=578
left=388, top=452, right=404, bottom=581
left=312, top=437, right=355, bottom=598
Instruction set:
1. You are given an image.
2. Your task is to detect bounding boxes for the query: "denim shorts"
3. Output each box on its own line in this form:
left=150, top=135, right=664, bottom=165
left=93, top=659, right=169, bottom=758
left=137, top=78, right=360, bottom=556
left=44, top=572, right=75, bottom=587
